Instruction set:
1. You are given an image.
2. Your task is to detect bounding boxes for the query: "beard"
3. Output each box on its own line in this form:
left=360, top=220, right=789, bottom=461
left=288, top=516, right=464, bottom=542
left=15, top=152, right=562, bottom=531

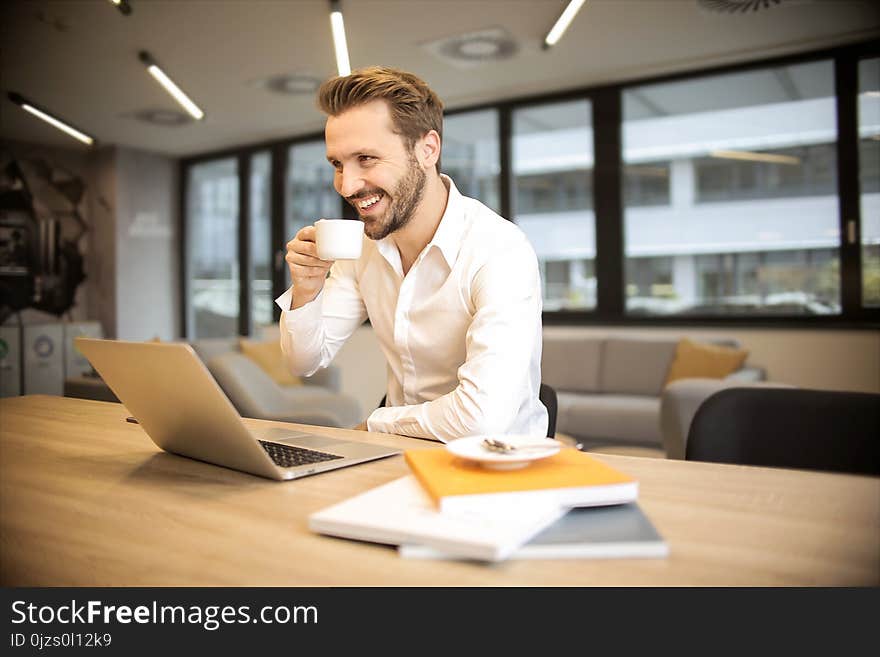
left=347, top=153, right=427, bottom=241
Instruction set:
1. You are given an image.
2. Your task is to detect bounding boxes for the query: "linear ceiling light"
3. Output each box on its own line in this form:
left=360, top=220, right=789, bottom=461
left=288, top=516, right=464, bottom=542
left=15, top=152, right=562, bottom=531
left=543, top=0, right=587, bottom=49
left=138, top=51, right=204, bottom=120
left=108, top=0, right=132, bottom=15
left=7, top=92, right=95, bottom=146
left=329, top=0, right=351, bottom=76
left=710, top=150, right=800, bottom=166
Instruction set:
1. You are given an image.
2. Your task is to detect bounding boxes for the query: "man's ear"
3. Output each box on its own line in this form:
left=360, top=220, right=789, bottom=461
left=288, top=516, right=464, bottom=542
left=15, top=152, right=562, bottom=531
left=418, top=130, right=441, bottom=170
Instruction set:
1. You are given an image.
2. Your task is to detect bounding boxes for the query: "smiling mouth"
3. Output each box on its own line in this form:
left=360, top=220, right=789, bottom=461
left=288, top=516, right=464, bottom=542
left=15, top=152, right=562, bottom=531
left=356, top=192, right=384, bottom=209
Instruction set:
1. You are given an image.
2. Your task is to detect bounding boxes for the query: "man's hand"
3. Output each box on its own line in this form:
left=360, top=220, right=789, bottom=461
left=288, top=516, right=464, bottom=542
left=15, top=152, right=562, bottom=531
left=285, top=224, right=333, bottom=310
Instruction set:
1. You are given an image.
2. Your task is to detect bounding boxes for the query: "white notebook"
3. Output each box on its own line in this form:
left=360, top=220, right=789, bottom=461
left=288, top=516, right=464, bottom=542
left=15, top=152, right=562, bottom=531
left=308, top=475, right=565, bottom=562
left=399, top=503, right=669, bottom=561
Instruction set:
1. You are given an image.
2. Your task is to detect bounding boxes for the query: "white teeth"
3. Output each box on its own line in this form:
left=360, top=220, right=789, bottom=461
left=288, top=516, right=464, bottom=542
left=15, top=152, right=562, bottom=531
left=358, top=194, right=381, bottom=209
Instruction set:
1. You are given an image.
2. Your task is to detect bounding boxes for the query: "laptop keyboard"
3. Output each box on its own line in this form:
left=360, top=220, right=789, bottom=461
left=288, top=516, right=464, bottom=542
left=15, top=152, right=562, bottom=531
left=258, top=440, right=344, bottom=468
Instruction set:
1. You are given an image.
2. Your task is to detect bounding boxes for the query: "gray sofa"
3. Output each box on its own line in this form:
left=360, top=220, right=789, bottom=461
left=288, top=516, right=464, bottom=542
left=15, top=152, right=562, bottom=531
left=541, top=332, right=766, bottom=451
left=190, top=338, right=362, bottom=428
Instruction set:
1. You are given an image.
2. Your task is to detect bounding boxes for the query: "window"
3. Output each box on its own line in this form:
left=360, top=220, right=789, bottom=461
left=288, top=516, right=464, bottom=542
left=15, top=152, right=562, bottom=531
left=183, top=44, right=878, bottom=331
left=443, top=110, right=500, bottom=213
left=186, top=158, right=239, bottom=338
left=624, top=162, right=671, bottom=207
left=250, top=152, right=272, bottom=331
left=694, top=143, right=836, bottom=202
left=859, top=57, right=880, bottom=307
left=285, top=141, right=341, bottom=288
left=622, top=60, right=841, bottom=316
left=512, top=99, right=595, bottom=310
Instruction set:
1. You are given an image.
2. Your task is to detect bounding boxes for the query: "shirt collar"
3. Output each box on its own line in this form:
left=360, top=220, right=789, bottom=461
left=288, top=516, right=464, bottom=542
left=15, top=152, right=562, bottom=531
left=374, top=173, right=467, bottom=272
left=427, top=174, right=466, bottom=269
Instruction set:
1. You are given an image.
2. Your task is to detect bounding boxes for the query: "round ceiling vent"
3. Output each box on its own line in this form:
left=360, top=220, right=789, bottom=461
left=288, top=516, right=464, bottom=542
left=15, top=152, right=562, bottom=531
left=422, top=27, right=519, bottom=69
left=697, top=0, right=787, bottom=12
left=441, top=34, right=517, bottom=62
left=131, top=109, right=192, bottom=126
left=261, top=74, right=321, bottom=95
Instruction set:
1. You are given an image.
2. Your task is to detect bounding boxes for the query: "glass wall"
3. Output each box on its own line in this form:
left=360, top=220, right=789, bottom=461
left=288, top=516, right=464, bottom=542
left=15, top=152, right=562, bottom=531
left=249, top=151, right=273, bottom=330
left=622, top=60, right=840, bottom=316
left=443, top=109, right=500, bottom=213
left=285, top=141, right=341, bottom=288
left=859, top=57, right=880, bottom=308
left=183, top=44, right=878, bottom=331
left=512, top=99, right=595, bottom=311
left=186, top=158, right=239, bottom=338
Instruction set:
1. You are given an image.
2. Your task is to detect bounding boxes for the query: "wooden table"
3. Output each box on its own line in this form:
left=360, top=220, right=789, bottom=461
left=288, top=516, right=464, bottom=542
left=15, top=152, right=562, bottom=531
left=1, top=395, right=877, bottom=586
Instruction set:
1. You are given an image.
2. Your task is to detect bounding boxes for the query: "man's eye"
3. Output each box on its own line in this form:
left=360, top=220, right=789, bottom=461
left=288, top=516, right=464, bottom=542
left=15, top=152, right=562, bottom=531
left=359, top=155, right=375, bottom=163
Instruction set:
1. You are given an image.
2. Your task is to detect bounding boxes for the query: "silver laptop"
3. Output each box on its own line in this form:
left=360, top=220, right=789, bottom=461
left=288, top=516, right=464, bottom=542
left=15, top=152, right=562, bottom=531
left=75, top=337, right=400, bottom=480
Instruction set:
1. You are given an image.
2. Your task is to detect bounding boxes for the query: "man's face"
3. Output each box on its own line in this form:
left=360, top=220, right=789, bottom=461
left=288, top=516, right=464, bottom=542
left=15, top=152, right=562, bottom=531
left=325, top=100, right=427, bottom=241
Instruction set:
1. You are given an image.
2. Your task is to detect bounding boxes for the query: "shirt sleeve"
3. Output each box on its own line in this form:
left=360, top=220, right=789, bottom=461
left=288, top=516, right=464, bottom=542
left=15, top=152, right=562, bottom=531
left=275, top=260, right=368, bottom=377
left=366, top=238, right=542, bottom=442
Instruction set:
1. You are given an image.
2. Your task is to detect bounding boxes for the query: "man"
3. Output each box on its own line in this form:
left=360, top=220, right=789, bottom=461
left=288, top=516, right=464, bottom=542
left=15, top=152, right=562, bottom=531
left=276, top=66, right=547, bottom=442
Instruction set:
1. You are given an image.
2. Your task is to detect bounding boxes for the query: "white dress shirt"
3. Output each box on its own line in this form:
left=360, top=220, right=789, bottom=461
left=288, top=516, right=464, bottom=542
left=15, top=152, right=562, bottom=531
left=275, top=175, right=547, bottom=442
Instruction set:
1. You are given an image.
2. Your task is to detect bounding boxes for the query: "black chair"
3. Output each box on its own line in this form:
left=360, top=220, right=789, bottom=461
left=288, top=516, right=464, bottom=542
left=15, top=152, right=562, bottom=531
left=377, top=382, right=558, bottom=438
left=539, top=383, right=557, bottom=439
left=685, top=387, right=880, bottom=476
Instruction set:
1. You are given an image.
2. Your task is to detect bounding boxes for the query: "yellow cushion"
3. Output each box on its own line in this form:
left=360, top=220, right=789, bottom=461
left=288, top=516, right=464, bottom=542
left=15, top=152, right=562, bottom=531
left=238, top=338, right=302, bottom=387
left=665, top=338, right=748, bottom=385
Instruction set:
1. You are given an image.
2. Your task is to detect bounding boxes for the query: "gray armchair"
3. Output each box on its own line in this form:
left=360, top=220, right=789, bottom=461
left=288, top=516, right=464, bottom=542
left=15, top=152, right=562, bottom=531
left=191, top=338, right=362, bottom=428
left=660, top=378, right=794, bottom=460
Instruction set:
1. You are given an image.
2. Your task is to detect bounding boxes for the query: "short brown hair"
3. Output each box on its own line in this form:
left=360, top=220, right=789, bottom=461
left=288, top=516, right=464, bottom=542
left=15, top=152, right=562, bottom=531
left=317, top=66, right=444, bottom=172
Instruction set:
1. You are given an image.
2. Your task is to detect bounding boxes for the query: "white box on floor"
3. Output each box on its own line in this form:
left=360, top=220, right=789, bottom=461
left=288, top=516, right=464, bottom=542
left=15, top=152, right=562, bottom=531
left=23, top=323, right=64, bottom=395
left=0, top=325, right=22, bottom=397
left=64, top=321, right=103, bottom=378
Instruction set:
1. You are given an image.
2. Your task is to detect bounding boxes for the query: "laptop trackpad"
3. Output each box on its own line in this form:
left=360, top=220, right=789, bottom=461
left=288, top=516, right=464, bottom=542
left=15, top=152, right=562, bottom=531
left=259, top=427, right=344, bottom=450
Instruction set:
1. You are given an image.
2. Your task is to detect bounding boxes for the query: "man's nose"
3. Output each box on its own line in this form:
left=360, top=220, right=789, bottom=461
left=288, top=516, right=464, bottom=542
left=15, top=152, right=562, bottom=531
left=337, top=169, right=364, bottom=199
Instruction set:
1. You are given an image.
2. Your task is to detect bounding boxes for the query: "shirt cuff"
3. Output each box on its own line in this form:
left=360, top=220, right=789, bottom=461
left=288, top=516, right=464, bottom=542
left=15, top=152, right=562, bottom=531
left=274, top=287, right=293, bottom=312
left=367, top=406, right=446, bottom=443
left=275, top=287, right=323, bottom=326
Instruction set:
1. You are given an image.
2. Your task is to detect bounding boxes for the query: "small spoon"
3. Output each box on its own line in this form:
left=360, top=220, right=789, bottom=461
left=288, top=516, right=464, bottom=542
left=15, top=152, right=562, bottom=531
left=481, top=438, right=560, bottom=454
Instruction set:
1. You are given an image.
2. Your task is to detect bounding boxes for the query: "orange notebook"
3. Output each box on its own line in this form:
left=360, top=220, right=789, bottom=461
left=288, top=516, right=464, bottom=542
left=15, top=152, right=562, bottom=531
left=405, top=448, right=638, bottom=513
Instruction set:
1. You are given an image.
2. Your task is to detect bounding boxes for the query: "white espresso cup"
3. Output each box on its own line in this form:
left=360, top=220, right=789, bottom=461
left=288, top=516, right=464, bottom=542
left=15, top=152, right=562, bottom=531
left=315, top=218, right=364, bottom=260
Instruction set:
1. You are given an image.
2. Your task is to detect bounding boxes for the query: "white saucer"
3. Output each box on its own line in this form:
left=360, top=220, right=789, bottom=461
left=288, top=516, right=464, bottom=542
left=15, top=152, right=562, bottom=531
left=446, top=435, right=562, bottom=470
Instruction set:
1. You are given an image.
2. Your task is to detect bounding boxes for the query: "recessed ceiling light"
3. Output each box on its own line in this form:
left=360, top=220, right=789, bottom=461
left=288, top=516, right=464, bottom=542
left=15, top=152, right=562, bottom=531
left=543, top=0, right=587, bottom=49
left=7, top=91, right=95, bottom=145
left=329, top=0, right=351, bottom=76
left=139, top=50, right=205, bottom=121
left=107, top=0, right=132, bottom=16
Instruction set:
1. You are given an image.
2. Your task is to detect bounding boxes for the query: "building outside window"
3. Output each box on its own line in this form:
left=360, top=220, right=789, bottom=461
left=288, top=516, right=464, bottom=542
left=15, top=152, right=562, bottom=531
left=624, top=162, right=671, bottom=207
left=443, top=110, right=500, bottom=213
left=183, top=47, right=878, bottom=329
left=285, top=140, right=341, bottom=288
left=186, top=158, right=239, bottom=337
left=512, top=99, right=595, bottom=310
left=622, top=59, right=850, bottom=316
left=249, top=152, right=273, bottom=330
left=859, top=57, right=880, bottom=307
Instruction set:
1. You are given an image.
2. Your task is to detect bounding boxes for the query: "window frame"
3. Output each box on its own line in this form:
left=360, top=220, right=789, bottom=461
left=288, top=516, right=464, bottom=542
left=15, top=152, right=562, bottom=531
left=179, top=38, right=880, bottom=336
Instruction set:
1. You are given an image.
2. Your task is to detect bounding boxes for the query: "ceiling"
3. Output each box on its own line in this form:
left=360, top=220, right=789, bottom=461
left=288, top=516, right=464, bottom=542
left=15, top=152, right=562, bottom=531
left=1, top=0, right=878, bottom=158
